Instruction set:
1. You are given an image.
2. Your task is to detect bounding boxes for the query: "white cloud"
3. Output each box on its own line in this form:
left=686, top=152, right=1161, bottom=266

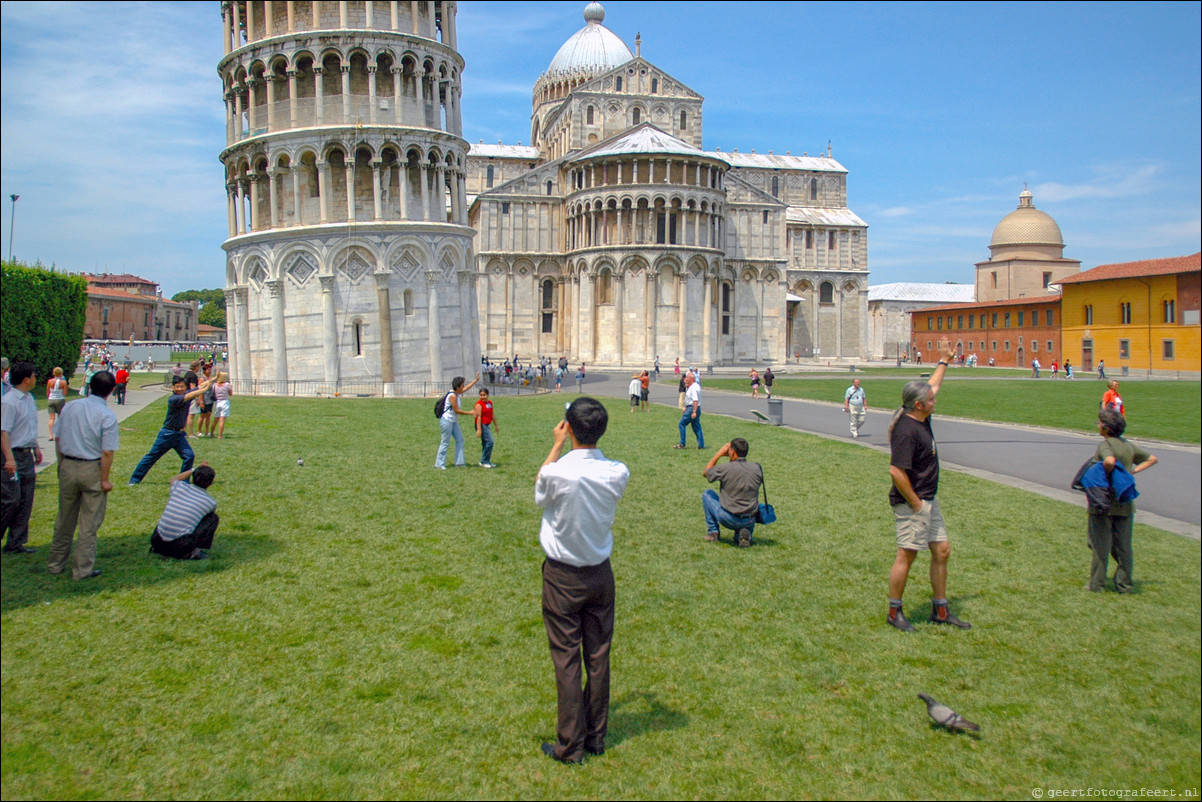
left=1033, top=163, right=1164, bottom=203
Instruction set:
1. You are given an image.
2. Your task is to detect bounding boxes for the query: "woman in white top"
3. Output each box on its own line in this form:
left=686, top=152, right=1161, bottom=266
left=45, top=367, right=69, bottom=440
left=212, top=373, right=233, bottom=439
left=435, top=373, right=479, bottom=469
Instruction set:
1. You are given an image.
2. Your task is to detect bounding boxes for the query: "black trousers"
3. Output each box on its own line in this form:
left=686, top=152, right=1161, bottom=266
left=541, top=557, right=614, bottom=761
left=150, top=512, right=219, bottom=558
left=1, top=449, right=37, bottom=551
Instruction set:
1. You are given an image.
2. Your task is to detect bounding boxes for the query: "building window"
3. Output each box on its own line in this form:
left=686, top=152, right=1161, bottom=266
left=980, top=314, right=986, bottom=329
left=403, top=289, right=414, bottom=316
left=763, top=210, right=769, bottom=224
left=1042, top=271, right=1052, bottom=288
left=810, top=177, right=818, bottom=200
left=1084, top=305, right=1093, bottom=325
left=771, top=176, right=779, bottom=197
left=486, top=165, right=494, bottom=188
left=1046, top=340, right=1052, bottom=352
left=542, top=313, right=553, bottom=334
left=680, top=110, right=687, bottom=130
left=597, top=271, right=613, bottom=304
left=615, top=76, right=622, bottom=91
left=501, top=202, right=510, bottom=214
left=819, top=281, right=834, bottom=304
left=1163, top=340, right=1175, bottom=360
left=927, top=316, right=934, bottom=330
left=967, top=315, right=974, bottom=330
left=1017, top=311, right=1024, bottom=327
left=957, top=315, right=963, bottom=329
left=1120, top=302, right=1132, bottom=324
left=586, top=105, right=594, bottom=125
left=1004, top=340, right=1011, bottom=352
left=991, top=313, right=998, bottom=327
left=721, top=282, right=732, bottom=335
left=1119, top=339, right=1130, bottom=358
left=937, top=317, right=943, bottom=331
left=1018, top=336, right=1024, bottom=346
left=828, top=231, right=836, bottom=250
left=353, top=320, right=364, bottom=356
left=650, top=77, right=658, bottom=94
left=632, top=108, right=641, bottom=125
left=542, top=279, right=555, bottom=309
left=1032, top=340, right=1039, bottom=352
left=991, top=340, right=997, bottom=351
left=546, top=180, right=553, bottom=195
left=967, top=341, right=973, bottom=351
left=1046, top=309, right=1054, bottom=326
left=805, top=230, right=813, bottom=249
left=1004, top=312, right=1011, bottom=328
left=1164, top=299, right=1176, bottom=323
left=946, top=316, right=953, bottom=329
left=656, top=212, right=666, bottom=244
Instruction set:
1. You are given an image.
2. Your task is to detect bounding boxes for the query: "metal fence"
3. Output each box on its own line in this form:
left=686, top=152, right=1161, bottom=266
left=223, top=378, right=551, bottom=398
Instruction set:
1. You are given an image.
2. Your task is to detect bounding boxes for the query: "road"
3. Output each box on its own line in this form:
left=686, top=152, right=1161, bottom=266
left=576, top=370, right=1201, bottom=539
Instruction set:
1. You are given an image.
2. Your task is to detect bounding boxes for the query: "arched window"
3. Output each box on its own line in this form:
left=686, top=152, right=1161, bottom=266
left=597, top=270, right=613, bottom=304
left=771, top=176, right=779, bottom=197
left=542, top=279, right=555, bottom=309
left=810, top=177, right=818, bottom=200
left=586, top=105, right=594, bottom=125
left=546, top=180, right=554, bottom=196
left=352, top=319, right=364, bottom=356
left=679, top=110, right=687, bottom=130
left=616, top=76, right=623, bottom=91
left=486, top=165, right=494, bottom=188
left=650, top=77, right=658, bottom=94
left=819, top=281, right=834, bottom=304
left=632, top=108, right=641, bottom=125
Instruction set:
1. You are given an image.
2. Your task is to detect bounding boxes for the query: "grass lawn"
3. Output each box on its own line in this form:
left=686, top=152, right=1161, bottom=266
left=696, top=376, right=1202, bottom=444
left=2, top=394, right=1199, bottom=799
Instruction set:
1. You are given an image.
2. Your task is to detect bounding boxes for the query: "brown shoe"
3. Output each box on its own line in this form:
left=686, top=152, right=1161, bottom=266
left=705, top=532, right=719, bottom=542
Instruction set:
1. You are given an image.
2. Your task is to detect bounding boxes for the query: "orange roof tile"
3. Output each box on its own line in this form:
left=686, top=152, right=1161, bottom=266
left=86, top=286, right=156, bottom=302
left=1056, top=253, right=1200, bottom=285
left=914, top=294, right=1061, bottom=314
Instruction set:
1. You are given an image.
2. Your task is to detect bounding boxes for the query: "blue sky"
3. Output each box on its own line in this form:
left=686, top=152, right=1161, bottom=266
left=1, top=1, right=1198, bottom=297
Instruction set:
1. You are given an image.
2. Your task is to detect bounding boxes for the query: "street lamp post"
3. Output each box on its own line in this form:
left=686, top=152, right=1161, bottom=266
left=7, top=194, right=18, bottom=263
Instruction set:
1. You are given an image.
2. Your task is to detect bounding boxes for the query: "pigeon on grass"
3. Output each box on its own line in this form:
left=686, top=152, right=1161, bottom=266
left=918, top=693, right=980, bottom=733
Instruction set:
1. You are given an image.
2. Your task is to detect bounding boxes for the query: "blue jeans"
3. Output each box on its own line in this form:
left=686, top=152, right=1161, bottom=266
left=436, top=416, right=465, bottom=467
left=479, top=423, right=494, bottom=464
left=702, top=490, right=756, bottom=540
left=679, top=407, right=704, bottom=448
left=130, top=428, right=194, bottom=484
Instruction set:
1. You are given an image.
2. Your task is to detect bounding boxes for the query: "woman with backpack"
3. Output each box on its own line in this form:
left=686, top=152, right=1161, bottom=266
left=434, top=373, right=480, bottom=469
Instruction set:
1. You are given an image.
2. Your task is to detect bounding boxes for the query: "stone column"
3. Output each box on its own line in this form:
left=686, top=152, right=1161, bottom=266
left=232, top=1, right=242, bottom=47
left=556, top=278, right=567, bottom=354
left=287, top=70, right=298, bottom=128
left=426, top=270, right=442, bottom=384
left=504, top=268, right=513, bottom=357
left=224, top=288, right=239, bottom=379
left=290, top=164, right=303, bottom=225
left=268, top=170, right=279, bottom=228
left=410, top=0, right=420, bottom=34
left=646, top=269, right=656, bottom=362
left=265, top=74, right=276, bottom=130
left=426, top=0, right=436, bottom=38
left=317, top=159, right=329, bottom=222
left=247, top=78, right=259, bottom=131
left=320, top=274, right=339, bottom=383
left=227, top=183, right=238, bottom=236
left=286, top=1, right=295, bottom=32
left=364, top=0, right=374, bottom=28
left=419, top=161, right=430, bottom=221
left=391, top=67, right=402, bottom=124
left=222, top=3, right=231, bottom=55
left=702, top=272, right=713, bottom=365
left=399, top=161, right=410, bottom=220
left=340, top=65, right=351, bottom=122
left=583, top=273, right=595, bottom=363
left=371, top=160, right=383, bottom=220
left=246, top=0, right=255, bottom=39
left=267, top=279, right=288, bottom=387
left=678, top=273, right=688, bottom=360
left=235, top=180, right=248, bottom=234
left=434, top=164, right=446, bottom=222
left=311, top=0, right=319, bottom=28
left=224, top=92, right=235, bottom=142
left=338, top=0, right=347, bottom=28
left=235, top=286, right=252, bottom=381
left=614, top=272, right=624, bottom=365
left=367, top=65, right=377, bottom=124
left=234, top=88, right=245, bottom=139
left=314, top=66, right=324, bottom=124
left=391, top=1, right=399, bottom=30
left=345, top=160, right=356, bottom=221
left=375, top=271, right=395, bottom=386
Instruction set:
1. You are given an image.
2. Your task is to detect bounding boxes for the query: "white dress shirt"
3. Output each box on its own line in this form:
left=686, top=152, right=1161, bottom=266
left=535, top=448, right=629, bottom=567
left=54, top=395, right=119, bottom=460
left=685, top=382, right=702, bottom=410
left=1, top=387, right=39, bottom=448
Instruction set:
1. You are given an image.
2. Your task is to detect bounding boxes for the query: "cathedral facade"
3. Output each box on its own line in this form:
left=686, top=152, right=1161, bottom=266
left=466, top=3, right=870, bottom=367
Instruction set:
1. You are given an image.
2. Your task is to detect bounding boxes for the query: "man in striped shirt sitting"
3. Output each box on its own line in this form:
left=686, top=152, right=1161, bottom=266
left=150, top=462, right=219, bottom=560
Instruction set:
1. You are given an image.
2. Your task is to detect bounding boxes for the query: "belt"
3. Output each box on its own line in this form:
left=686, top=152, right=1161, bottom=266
left=13, top=446, right=35, bottom=452
left=61, top=454, right=100, bottom=462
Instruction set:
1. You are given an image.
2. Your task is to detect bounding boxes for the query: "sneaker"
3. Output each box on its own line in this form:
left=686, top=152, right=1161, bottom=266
left=480, top=462, right=494, bottom=469
left=673, top=444, right=686, bottom=449
left=888, top=610, right=916, bottom=632
left=736, top=528, right=752, bottom=548
left=705, top=532, right=719, bottom=542
left=929, top=609, right=972, bottom=629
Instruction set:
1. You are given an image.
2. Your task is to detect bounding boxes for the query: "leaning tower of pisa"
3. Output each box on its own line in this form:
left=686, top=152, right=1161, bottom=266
left=218, top=1, right=476, bottom=392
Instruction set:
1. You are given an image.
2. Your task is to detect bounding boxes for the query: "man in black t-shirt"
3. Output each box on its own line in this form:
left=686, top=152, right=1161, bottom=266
left=701, top=438, right=764, bottom=548
left=128, top=375, right=211, bottom=486
left=886, top=337, right=971, bottom=632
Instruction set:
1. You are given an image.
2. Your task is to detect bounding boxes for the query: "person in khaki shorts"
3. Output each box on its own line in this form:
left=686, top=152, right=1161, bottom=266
left=885, top=336, right=971, bottom=633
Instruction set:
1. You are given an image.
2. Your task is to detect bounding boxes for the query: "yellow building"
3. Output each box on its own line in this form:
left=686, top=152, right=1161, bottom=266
left=1057, top=253, right=1200, bottom=375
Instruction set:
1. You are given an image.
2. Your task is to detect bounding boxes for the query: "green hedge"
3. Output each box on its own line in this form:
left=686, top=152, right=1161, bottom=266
left=1, top=261, right=87, bottom=381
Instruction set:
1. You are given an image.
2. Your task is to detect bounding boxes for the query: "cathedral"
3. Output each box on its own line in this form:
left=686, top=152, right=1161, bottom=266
left=466, top=2, right=870, bottom=366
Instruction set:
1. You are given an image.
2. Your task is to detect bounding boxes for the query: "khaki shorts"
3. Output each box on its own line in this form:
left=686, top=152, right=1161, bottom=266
left=893, top=497, right=948, bottom=551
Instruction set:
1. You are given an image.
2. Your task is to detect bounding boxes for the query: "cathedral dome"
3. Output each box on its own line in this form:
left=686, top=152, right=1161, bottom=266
left=545, top=3, right=633, bottom=76
left=990, top=189, right=1064, bottom=248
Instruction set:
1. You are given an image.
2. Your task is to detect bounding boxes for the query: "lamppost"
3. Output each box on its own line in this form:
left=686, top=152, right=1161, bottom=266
left=7, top=194, right=18, bottom=263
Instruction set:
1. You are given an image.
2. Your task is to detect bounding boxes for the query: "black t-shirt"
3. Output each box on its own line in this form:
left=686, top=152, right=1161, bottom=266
left=184, top=370, right=199, bottom=391
left=889, top=414, right=939, bottom=506
left=164, top=393, right=190, bottom=431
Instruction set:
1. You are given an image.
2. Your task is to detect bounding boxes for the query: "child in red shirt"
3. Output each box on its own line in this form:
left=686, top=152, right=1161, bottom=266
left=474, top=388, right=499, bottom=468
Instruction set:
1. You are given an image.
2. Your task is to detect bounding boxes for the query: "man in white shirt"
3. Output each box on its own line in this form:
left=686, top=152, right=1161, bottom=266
left=535, top=397, right=629, bottom=764
left=48, top=370, right=119, bottom=579
left=674, top=372, right=705, bottom=449
left=2, top=361, right=43, bottom=553
left=844, top=378, right=867, bottom=439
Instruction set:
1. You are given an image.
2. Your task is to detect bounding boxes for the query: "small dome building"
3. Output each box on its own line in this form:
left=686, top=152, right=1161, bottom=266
left=975, top=189, right=1080, bottom=302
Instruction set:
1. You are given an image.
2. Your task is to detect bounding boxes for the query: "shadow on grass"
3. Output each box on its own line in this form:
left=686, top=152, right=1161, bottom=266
left=0, top=531, right=281, bottom=613
left=608, top=691, right=689, bottom=747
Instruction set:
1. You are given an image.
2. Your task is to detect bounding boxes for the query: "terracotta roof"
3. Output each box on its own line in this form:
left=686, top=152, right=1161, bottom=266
left=1056, top=253, right=1200, bottom=285
left=87, top=286, right=156, bottom=302
left=915, top=294, right=1061, bottom=314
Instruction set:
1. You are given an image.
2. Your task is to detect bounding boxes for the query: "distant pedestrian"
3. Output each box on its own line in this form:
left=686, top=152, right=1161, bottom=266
left=1031, top=357, right=1041, bottom=378
left=1, top=361, right=43, bottom=553
left=1102, top=380, right=1124, bottom=416
left=654, top=356, right=661, bottom=381
left=674, top=357, right=680, bottom=376
left=677, top=372, right=687, bottom=411
left=886, top=337, right=970, bottom=632
left=114, top=364, right=129, bottom=405
left=474, top=387, right=498, bottom=468
left=1097, top=359, right=1106, bottom=380
left=46, top=367, right=70, bottom=441
left=575, top=368, right=585, bottom=393
left=1051, top=360, right=1059, bottom=379
left=763, top=367, right=775, bottom=398
left=674, top=372, right=705, bottom=450
left=749, top=368, right=761, bottom=399
left=628, top=374, right=641, bottom=412
left=47, top=370, right=118, bottom=580
left=1064, top=359, right=1074, bottom=379
left=212, top=373, right=233, bottom=439
left=844, top=377, right=867, bottom=438
left=640, top=371, right=650, bottom=411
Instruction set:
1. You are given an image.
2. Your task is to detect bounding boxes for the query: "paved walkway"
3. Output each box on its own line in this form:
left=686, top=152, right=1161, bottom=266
left=34, top=383, right=168, bottom=474
left=578, top=370, right=1202, bottom=539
